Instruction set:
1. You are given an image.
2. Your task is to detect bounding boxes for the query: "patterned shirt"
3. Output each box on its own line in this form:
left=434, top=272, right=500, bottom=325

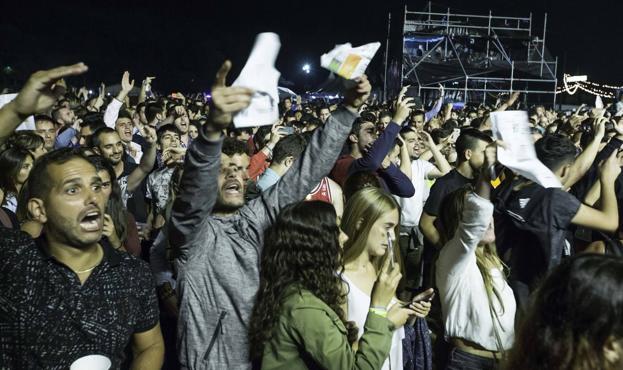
left=146, top=166, right=175, bottom=215
left=0, top=228, right=159, bottom=369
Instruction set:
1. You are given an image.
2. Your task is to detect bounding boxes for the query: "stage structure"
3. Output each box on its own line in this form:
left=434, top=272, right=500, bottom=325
left=402, top=3, right=558, bottom=105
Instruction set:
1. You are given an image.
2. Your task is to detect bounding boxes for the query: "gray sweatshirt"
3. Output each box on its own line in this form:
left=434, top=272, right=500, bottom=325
left=169, top=107, right=357, bottom=369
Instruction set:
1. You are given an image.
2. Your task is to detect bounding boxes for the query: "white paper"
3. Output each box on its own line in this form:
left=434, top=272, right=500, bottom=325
left=0, top=93, right=35, bottom=131
left=320, top=42, right=381, bottom=80
left=490, top=111, right=562, bottom=188
left=595, top=95, right=604, bottom=109
left=232, top=33, right=281, bottom=128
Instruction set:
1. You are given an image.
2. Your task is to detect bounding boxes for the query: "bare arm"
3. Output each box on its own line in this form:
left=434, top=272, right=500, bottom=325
left=0, top=63, right=88, bottom=145
left=126, top=127, right=157, bottom=193
left=563, top=118, right=606, bottom=189
left=421, top=131, right=452, bottom=178
left=130, top=324, right=165, bottom=370
left=571, top=151, right=620, bottom=232
left=420, top=212, right=441, bottom=247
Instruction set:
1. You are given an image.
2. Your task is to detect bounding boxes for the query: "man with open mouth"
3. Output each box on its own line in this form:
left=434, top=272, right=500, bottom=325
left=0, top=64, right=164, bottom=370
left=169, top=60, right=370, bottom=369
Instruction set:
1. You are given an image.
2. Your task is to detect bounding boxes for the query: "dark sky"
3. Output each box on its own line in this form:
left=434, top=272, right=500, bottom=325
left=1, top=0, right=621, bottom=93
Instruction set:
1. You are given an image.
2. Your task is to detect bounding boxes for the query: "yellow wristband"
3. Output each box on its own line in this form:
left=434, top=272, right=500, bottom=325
left=369, top=308, right=388, bottom=318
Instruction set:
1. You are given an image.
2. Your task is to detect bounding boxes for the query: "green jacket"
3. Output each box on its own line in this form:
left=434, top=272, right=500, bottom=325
left=261, top=287, right=393, bottom=370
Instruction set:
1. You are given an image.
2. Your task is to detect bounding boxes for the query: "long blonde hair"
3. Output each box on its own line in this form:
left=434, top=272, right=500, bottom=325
left=439, top=185, right=507, bottom=313
left=341, top=187, right=402, bottom=272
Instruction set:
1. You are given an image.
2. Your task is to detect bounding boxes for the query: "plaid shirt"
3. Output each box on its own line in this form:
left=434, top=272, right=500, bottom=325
left=0, top=228, right=159, bottom=369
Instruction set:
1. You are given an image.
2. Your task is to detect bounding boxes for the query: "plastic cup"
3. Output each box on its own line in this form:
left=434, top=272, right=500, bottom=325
left=70, top=354, right=111, bottom=370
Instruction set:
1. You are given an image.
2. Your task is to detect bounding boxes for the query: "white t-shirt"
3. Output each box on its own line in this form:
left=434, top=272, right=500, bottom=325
left=395, top=159, right=435, bottom=227
left=343, top=275, right=404, bottom=370
left=436, top=193, right=516, bottom=351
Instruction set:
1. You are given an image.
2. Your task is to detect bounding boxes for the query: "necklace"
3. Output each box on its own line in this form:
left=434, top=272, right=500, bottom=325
left=75, top=263, right=99, bottom=274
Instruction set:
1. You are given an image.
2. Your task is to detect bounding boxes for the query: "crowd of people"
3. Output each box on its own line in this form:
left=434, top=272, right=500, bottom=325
left=2, top=58, right=623, bottom=370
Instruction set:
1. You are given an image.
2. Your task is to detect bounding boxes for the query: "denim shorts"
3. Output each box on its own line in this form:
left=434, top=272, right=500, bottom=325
left=445, top=347, right=499, bottom=370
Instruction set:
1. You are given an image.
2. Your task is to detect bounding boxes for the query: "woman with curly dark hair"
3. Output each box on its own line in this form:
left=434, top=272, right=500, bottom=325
left=505, top=254, right=623, bottom=370
left=249, top=200, right=418, bottom=369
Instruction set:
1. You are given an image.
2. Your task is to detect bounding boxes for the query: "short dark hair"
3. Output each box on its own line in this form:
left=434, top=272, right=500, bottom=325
left=272, top=134, right=306, bottom=165
left=350, top=117, right=373, bottom=137
left=222, top=137, right=248, bottom=157
left=411, top=110, right=426, bottom=119
left=316, top=106, right=330, bottom=115
left=5, top=131, right=45, bottom=152
left=535, top=134, right=578, bottom=172
left=378, top=111, right=392, bottom=121
left=254, top=125, right=273, bottom=150
left=25, top=148, right=93, bottom=201
left=343, top=171, right=382, bottom=201
left=80, top=112, right=106, bottom=133
left=455, top=128, right=493, bottom=163
left=430, top=128, right=452, bottom=144
left=156, top=124, right=181, bottom=142
left=34, top=115, right=55, bottom=125
left=116, top=109, right=132, bottom=121
left=90, top=127, right=118, bottom=148
left=145, top=103, right=164, bottom=123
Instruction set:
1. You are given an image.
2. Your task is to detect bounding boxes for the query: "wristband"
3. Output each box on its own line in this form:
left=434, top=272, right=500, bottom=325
left=369, top=308, right=388, bottom=318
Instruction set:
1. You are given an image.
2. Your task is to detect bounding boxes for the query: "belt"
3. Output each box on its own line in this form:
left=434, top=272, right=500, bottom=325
left=450, top=338, right=501, bottom=360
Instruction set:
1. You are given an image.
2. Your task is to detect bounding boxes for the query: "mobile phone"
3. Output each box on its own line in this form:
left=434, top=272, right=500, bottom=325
left=279, top=126, right=295, bottom=135
left=404, top=290, right=435, bottom=307
left=414, top=291, right=435, bottom=303
left=387, top=232, right=394, bottom=266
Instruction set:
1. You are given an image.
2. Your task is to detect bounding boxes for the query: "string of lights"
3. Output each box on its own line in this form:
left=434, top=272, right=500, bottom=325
left=557, top=74, right=619, bottom=98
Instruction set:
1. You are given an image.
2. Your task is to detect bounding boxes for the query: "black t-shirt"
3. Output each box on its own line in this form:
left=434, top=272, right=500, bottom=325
left=0, top=230, right=159, bottom=369
left=494, top=181, right=581, bottom=291
left=423, top=169, right=473, bottom=217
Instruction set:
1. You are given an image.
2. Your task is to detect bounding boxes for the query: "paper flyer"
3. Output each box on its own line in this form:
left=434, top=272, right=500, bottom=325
left=490, top=111, right=562, bottom=188
left=232, top=33, right=281, bottom=128
left=320, top=42, right=381, bottom=80
left=0, top=93, right=35, bottom=131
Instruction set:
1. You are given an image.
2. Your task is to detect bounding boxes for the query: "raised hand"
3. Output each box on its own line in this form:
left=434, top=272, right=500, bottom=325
left=208, top=60, right=254, bottom=132
left=393, top=95, right=415, bottom=126
left=141, top=125, right=157, bottom=145
left=11, top=63, right=88, bottom=116
left=121, top=71, right=135, bottom=93
left=343, top=74, right=371, bottom=111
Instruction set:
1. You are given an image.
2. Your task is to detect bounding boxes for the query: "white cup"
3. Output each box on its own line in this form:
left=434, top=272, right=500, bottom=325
left=70, top=354, right=111, bottom=370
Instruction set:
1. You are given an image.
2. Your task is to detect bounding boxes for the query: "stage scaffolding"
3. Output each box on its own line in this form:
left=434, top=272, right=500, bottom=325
left=402, top=3, right=558, bottom=105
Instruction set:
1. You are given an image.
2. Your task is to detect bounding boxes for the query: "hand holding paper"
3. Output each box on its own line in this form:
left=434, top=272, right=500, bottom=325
left=208, top=61, right=254, bottom=137
left=232, top=33, right=281, bottom=128
left=490, top=111, right=562, bottom=188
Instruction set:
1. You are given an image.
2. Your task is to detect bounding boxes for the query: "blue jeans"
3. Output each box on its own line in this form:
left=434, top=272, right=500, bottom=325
left=445, top=348, right=499, bottom=370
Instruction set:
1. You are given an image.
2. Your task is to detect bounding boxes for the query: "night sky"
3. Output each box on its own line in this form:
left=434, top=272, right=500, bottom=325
left=1, top=0, right=621, bottom=94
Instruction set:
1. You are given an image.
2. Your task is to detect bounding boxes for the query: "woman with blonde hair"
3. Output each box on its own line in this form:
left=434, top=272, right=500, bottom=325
left=435, top=147, right=516, bottom=370
left=341, top=187, right=433, bottom=370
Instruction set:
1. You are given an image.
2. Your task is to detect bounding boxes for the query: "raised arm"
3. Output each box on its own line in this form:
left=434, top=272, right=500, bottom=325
left=378, top=164, right=415, bottom=197
left=248, top=77, right=370, bottom=226
left=168, top=61, right=253, bottom=258
left=0, top=63, right=88, bottom=146
left=103, top=71, right=134, bottom=128
left=563, top=118, right=606, bottom=189
left=126, top=126, right=157, bottom=193
left=437, top=145, right=496, bottom=276
left=348, top=95, right=414, bottom=174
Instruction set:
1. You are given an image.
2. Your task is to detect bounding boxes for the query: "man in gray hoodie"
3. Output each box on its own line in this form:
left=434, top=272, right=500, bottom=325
left=169, top=60, right=371, bottom=369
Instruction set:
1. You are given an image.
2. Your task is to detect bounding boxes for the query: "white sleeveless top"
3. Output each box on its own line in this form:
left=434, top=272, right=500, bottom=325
left=343, top=274, right=405, bottom=370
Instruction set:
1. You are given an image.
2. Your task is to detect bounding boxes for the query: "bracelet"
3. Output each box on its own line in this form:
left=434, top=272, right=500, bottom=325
left=370, top=305, right=387, bottom=310
left=369, top=308, right=388, bottom=318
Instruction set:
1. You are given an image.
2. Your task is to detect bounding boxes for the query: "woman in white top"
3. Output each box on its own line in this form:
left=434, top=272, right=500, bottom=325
left=435, top=151, right=516, bottom=370
left=341, top=187, right=432, bottom=370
